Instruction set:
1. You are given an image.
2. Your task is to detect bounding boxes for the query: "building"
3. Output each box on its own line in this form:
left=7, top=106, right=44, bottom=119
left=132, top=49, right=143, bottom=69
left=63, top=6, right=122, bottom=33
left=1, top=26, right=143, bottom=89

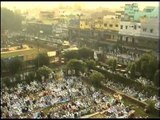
left=123, top=3, right=139, bottom=20
left=52, top=23, right=68, bottom=39
left=103, top=15, right=120, bottom=31
left=80, top=19, right=92, bottom=29
left=39, top=11, right=55, bottom=20
left=119, top=21, right=141, bottom=36
left=140, top=17, right=159, bottom=39
left=93, top=17, right=103, bottom=30
left=115, top=11, right=124, bottom=19
left=47, top=51, right=57, bottom=63
left=134, top=7, right=159, bottom=21
left=26, top=21, right=53, bottom=35
left=118, top=20, right=141, bottom=44
left=69, top=19, right=80, bottom=28
left=135, top=17, right=159, bottom=50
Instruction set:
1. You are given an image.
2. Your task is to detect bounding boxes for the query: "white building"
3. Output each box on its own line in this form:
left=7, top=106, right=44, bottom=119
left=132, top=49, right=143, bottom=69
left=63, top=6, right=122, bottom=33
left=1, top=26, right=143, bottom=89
left=140, top=17, right=159, bottom=39
left=119, top=21, right=141, bottom=37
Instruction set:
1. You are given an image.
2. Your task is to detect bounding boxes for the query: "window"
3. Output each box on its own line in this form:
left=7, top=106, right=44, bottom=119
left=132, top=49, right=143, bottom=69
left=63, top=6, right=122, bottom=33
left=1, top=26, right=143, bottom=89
left=115, top=24, right=118, bottom=27
left=132, top=38, right=135, bottom=43
left=143, top=28, right=147, bottom=32
left=126, top=26, right=128, bottom=29
left=104, top=23, right=107, bottom=27
left=109, top=24, right=113, bottom=27
left=134, top=25, right=137, bottom=30
left=126, top=37, right=128, bottom=42
left=121, top=25, right=123, bottom=29
left=150, top=29, right=153, bottom=33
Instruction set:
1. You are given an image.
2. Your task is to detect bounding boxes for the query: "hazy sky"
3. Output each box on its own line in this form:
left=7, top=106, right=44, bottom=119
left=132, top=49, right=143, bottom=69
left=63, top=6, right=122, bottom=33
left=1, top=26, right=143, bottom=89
left=1, top=1, right=159, bottom=11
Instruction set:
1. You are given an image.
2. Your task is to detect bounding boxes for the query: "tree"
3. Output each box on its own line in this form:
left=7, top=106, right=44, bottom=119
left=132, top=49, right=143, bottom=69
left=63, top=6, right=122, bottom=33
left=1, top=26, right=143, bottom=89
left=89, top=71, right=105, bottom=88
left=86, top=59, right=96, bottom=70
left=34, top=53, right=50, bottom=68
left=154, top=70, right=159, bottom=87
left=2, top=77, right=14, bottom=88
left=1, top=59, right=9, bottom=72
left=112, top=59, right=117, bottom=71
left=135, top=53, right=158, bottom=80
left=63, top=47, right=94, bottom=61
left=67, top=59, right=86, bottom=76
left=1, top=7, right=23, bottom=32
left=107, top=59, right=117, bottom=71
left=25, top=72, right=35, bottom=84
left=140, top=60, right=149, bottom=77
left=127, top=62, right=132, bottom=71
left=129, top=63, right=136, bottom=78
left=8, top=57, right=24, bottom=75
left=78, top=47, right=94, bottom=59
left=146, top=100, right=158, bottom=114
left=63, top=50, right=79, bottom=61
left=37, top=65, right=52, bottom=81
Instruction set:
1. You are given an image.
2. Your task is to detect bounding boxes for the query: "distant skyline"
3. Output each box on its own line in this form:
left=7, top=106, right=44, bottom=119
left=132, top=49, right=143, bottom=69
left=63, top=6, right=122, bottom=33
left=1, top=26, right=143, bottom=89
left=1, top=1, right=159, bottom=12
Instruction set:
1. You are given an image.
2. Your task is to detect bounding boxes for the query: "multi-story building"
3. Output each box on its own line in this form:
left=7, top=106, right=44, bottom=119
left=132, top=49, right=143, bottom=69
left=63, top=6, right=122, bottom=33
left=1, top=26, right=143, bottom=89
left=118, top=17, right=159, bottom=50
left=134, top=6, right=159, bottom=21
left=69, top=19, right=80, bottom=28
left=102, top=15, right=120, bottom=42
left=115, top=11, right=124, bottom=19
left=136, top=17, right=159, bottom=50
left=140, top=17, right=159, bottom=39
left=93, top=17, right=103, bottom=30
left=123, top=3, right=139, bottom=20
left=119, top=21, right=141, bottom=36
left=80, top=19, right=92, bottom=30
left=103, top=15, right=120, bottom=31
left=118, top=20, right=141, bottom=44
left=39, top=11, right=55, bottom=20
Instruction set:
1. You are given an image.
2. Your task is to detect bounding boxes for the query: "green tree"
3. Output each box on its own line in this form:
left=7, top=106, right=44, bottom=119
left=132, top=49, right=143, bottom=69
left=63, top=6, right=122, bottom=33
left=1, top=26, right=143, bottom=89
left=34, top=53, right=50, bottom=68
left=130, top=63, right=136, bottom=78
left=25, top=72, right=35, bottom=84
left=8, top=57, right=24, bottom=75
left=154, top=70, right=159, bottom=87
left=37, top=65, right=52, bottom=81
left=1, top=7, right=23, bottom=32
left=67, top=59, right=86, bottom=76
left=135, top=53, right=158, bottom=80
left=63, top=50, right=79, bottom=61
left=107, top=59, right=117, bottom=71
left=112, top=59, right=117, bottom=71
left=2, top=77, right=12, bottom=88
left=127, top=62, right=132, bottom=71
left=86, top=59, right=96, bottom=71
left=146, top=100, right=158, bottom=115
left=1, top=59, right=9, bottom=72
left=140, top=60, right=149, bottom=77
left=78, top=47, right=94, bottom=59
left=89, top=71, right=105, bottom=88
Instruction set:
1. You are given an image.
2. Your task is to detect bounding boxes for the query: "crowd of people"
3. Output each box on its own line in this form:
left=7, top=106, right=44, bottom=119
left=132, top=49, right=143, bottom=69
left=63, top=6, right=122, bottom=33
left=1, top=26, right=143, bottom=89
left=1, top=73, right=142, bottom=118
left=102, top=79, right=159, bottom=103
left=105, top=48, right=141, bottom=64
left=135, top=77, right=154, bottom=86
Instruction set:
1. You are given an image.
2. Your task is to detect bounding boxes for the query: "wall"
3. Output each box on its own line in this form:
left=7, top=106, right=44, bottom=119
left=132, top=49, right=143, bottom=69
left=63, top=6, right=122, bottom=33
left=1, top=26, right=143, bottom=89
left=134, top=7, right=159, bottom=21
left=140, top=18, right=159, bottom=39
left=119, top=21, right=141, bottom=36
left=103, top=17, right=120, bottom=31
left=80, top=20, right=91, bottom=29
